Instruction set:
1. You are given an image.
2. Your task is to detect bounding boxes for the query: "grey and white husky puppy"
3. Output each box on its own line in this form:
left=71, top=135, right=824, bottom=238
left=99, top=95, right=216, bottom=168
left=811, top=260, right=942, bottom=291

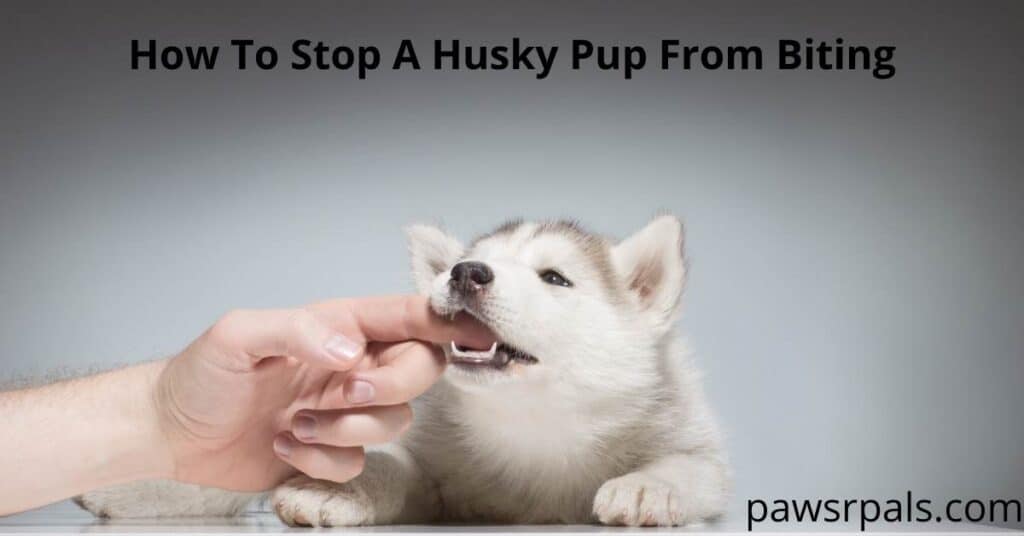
left=79, top=216, right=730, bottom=527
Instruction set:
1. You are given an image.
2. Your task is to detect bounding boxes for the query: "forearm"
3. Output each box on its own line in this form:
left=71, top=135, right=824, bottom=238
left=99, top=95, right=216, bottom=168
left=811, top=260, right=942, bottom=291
left=0, top=360, right=173, bottom=516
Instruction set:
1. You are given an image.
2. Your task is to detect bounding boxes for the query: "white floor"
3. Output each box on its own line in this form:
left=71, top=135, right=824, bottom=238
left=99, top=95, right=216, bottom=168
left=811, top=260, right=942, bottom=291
left=0, top=501, right=1015, bottom=535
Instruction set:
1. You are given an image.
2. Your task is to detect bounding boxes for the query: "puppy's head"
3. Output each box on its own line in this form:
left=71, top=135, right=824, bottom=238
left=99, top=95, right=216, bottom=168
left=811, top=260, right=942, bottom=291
left=406, top=216, right=686, bottom=392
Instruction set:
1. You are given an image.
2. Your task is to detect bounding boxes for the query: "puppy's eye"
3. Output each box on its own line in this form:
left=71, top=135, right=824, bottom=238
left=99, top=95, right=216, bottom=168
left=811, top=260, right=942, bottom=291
left=539, top=269, right=573, bottom=287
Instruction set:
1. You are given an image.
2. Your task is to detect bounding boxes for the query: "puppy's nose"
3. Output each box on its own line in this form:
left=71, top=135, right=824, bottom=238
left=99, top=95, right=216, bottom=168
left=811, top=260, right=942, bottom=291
left=450, top=261, right=494, bottom=290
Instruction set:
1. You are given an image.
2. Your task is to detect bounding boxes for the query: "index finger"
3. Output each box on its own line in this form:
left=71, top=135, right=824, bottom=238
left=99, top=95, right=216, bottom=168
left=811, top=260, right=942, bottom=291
left=308, top=295, right=495, bottom=349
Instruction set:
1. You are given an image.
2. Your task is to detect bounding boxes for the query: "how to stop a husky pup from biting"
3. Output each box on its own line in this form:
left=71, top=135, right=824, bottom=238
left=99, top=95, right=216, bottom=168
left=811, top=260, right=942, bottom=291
left=78, top=215, right=731, bottom=527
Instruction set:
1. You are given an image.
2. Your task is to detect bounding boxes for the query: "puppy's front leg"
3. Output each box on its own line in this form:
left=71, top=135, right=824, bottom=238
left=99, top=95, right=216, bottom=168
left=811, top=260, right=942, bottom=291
left=76, top=480, right=257, bottom=518
left=272, top=444, right=439, bottom=526
left=593, top=452, right=730, bottom=527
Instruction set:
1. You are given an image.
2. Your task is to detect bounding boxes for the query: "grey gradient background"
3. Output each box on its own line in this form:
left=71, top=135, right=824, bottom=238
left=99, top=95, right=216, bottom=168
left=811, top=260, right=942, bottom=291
left=1, top=0, right=1022, bottom=528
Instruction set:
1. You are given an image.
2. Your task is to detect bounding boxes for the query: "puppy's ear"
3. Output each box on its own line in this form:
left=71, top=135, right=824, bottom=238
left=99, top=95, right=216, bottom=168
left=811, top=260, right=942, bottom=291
left=405, top=224, right=464, bottom=294
left=611, top=215, right=687, bottom=327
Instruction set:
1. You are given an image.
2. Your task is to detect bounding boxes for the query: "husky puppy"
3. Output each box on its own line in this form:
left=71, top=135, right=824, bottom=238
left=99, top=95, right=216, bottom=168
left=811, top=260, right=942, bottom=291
left=78, top=216, right=730, bottom=526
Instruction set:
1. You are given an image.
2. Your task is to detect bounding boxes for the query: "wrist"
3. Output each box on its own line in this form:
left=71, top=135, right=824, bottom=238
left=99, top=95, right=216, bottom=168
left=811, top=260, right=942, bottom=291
left=0, top=359, right=176, bottom=515
left=94, top=359, right=176, bottom=485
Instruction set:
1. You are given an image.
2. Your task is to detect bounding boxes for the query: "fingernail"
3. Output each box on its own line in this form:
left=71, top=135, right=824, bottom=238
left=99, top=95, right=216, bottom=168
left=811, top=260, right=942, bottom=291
left=293, top=414, right=316, bottom=441
left=324, top=334, right=361, bottom=361
left=346, top=380, right=375, bottom=404
left=273, top=435, right=293, bottom=458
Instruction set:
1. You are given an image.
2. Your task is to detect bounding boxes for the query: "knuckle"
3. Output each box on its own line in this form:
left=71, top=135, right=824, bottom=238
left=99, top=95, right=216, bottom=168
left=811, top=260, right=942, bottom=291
left=209, top=309, right=247, bottom=344
left=401, top=298, right=417, bottom=339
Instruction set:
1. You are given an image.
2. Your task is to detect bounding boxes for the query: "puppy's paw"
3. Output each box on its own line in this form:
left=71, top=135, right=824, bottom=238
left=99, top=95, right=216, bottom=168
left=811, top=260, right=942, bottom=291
left=593, top=472, right=688, bottom=526
left=271, top=475, right=375, bottom=527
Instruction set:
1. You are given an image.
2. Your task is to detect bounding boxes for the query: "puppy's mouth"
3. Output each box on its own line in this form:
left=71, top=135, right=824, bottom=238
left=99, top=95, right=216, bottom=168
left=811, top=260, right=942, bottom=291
left=449, top=341, right=539, bottom=370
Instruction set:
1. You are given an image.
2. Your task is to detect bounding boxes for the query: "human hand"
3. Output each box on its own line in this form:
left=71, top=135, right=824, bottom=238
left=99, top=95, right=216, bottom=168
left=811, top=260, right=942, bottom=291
left=153, top=295, right=493, bottom=491
left=0, top=295, right=491, bottom=516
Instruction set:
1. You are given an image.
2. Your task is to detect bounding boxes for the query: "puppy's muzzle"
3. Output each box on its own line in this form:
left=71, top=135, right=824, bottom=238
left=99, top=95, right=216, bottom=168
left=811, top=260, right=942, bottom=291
left=449, top=261, right=493, bottom=295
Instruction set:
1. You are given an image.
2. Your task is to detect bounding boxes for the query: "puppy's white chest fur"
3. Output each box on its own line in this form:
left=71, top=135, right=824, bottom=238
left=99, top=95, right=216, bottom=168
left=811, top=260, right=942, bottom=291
left=413, top=381, right=621, bottom=523
left=460, top=384, right=595, bottom=462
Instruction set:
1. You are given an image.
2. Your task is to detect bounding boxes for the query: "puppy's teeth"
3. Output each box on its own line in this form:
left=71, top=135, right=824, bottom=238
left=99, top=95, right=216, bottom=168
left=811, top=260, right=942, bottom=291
left=449, top=341, right=498, bottom=361
left=464, top=342, right=497, bottom=359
